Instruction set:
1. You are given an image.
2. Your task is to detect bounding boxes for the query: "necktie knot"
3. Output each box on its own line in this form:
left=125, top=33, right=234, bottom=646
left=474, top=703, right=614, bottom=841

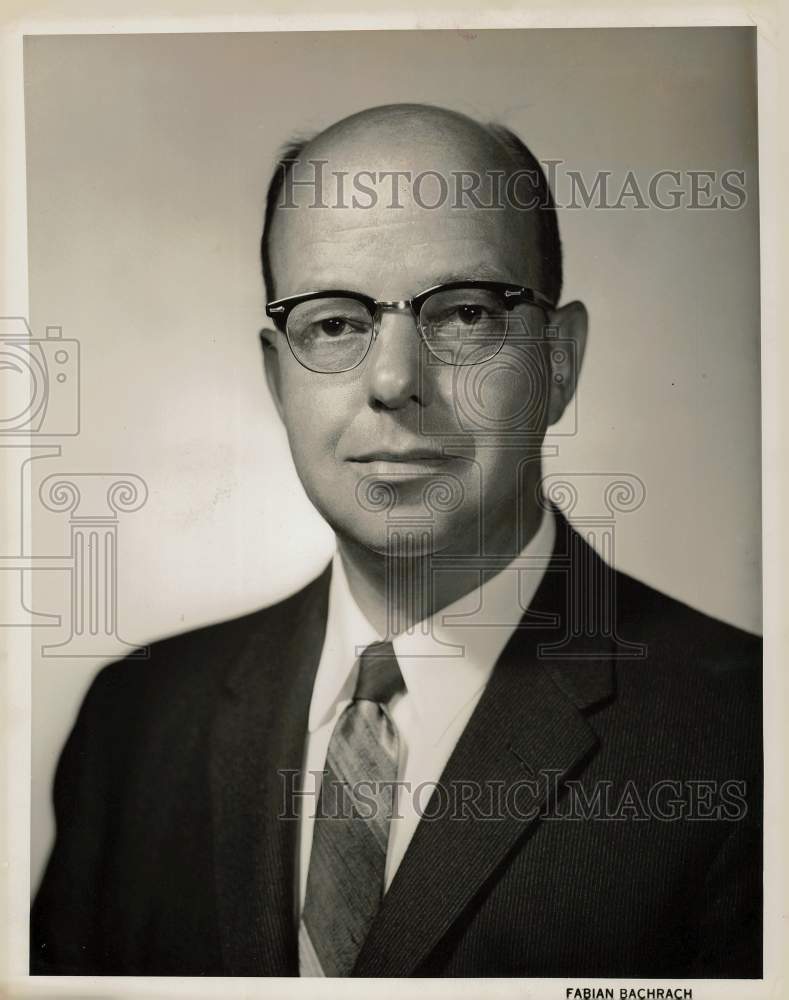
left=353, top=641, right=404, bottom=705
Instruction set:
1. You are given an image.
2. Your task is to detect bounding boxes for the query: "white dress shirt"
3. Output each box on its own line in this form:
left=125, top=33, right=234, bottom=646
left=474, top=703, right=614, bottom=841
left=297, top=507, right=556, bottom=913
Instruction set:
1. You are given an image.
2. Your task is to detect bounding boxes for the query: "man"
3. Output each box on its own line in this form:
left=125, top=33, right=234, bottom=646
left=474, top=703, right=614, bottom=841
left=31, top=104, right=761, bottom=978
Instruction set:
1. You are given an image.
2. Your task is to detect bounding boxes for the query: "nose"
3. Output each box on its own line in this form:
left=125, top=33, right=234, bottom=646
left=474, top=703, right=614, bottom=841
left=364, top=309, right=430, bottom=410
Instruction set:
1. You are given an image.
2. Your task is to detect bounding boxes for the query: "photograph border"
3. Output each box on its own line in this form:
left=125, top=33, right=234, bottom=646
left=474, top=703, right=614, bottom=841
left=1, top=2, right=784, bottom=998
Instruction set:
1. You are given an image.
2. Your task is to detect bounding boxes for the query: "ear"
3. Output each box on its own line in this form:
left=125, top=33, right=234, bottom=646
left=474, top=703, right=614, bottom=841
left=545, top=300, right=588, bottom=427
left=259, top=327, right=285, bottom=423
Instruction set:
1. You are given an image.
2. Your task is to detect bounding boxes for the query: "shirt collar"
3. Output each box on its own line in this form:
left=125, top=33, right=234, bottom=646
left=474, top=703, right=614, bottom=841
left=307, top=551, right=381, bottom=732
left=308, top=509, right=556, bottom=740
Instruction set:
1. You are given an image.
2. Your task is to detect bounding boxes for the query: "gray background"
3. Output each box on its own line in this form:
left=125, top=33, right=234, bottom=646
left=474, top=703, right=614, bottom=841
left=24, top=27, right=761, bottom=891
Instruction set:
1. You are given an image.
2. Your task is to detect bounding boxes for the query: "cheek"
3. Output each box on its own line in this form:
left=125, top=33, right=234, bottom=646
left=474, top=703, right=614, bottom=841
left=442, top=346, right=550, bottom=436
left=277, top=369, right=349, bottom=467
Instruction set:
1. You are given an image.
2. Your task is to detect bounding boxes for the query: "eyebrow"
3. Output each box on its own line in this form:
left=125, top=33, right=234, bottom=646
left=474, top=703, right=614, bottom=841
left=426, top=266, right=514, bottom=286
left=276, top=267, right=522, bottom=303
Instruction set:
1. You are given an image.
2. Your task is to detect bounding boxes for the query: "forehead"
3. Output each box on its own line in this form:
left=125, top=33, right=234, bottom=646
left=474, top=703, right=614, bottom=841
left=269, top=116, right=543, bottom=298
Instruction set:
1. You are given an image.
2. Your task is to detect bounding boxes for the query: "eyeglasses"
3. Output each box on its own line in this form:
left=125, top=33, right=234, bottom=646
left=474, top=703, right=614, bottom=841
left=265, top=280, right=554, bottom=374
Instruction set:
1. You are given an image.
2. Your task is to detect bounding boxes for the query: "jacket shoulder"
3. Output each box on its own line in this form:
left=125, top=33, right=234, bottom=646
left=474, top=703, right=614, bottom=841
left=609, top=567, right=761, bottom=773
left=85, top=563, right=332, bottom=717
left=615, top=567, right=761, bottom=672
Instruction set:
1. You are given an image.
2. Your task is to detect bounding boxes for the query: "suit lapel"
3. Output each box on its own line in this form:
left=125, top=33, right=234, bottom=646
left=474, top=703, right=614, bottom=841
left=353, top=524, right=616, bottom=977
left=207, top=519, right=616, bottom=977
left=209, top=565, right=331, bottom=976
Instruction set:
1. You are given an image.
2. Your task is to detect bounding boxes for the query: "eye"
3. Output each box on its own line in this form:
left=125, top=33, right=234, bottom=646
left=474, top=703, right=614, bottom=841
left=288, top=296, right=373, bottom=346
left=432, top=302, right=494, bottom=328
left=319, top=317, right=352, bottom=337
left=305, top=314, right=369, bottom=340
left=455, top=304, right=488, bottom=325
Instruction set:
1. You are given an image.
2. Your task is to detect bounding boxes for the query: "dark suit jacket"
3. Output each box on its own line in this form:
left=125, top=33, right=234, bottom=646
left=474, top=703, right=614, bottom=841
left=31, top=516, right=762, bottom=977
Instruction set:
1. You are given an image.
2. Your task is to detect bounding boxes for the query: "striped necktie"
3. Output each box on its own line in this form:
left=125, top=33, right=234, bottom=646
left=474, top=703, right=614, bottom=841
left=299, top=640, right=405, bottom=977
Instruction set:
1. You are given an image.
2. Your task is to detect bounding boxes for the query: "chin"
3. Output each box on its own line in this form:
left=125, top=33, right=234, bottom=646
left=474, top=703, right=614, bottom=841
left=328, top=506, right=473, bottom=560
left=307, top=473, right=481, bottom=558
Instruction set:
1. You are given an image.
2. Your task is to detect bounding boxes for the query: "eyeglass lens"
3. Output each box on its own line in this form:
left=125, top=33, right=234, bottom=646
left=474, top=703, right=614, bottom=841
left=285, top=287, right=511, bottom=373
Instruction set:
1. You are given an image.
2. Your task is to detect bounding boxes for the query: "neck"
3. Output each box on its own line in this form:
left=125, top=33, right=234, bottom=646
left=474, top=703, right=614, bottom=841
left=336, top=493, right=546, bottom=639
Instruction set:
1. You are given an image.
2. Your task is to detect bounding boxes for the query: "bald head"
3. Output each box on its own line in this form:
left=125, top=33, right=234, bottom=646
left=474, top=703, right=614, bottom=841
left=260, top=103, right=562, bottom=305
left=297, top=103, right=519, bottom=172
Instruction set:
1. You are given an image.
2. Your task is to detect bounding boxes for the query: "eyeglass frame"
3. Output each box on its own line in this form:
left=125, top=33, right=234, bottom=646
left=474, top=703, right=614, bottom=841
left=264, top=280, right=556, bottom=374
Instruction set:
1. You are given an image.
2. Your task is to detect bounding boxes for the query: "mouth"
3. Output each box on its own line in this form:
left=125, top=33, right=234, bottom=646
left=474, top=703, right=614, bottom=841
left=350, top=449, right=449, bottom=463
left=348, top=449, right=455, bottom=478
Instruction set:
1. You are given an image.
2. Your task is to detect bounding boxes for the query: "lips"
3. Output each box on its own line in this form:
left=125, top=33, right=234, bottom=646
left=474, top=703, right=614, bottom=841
left=350, top=448, right=448, bottom=463
left=348, top=447, right=456, bottom=484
